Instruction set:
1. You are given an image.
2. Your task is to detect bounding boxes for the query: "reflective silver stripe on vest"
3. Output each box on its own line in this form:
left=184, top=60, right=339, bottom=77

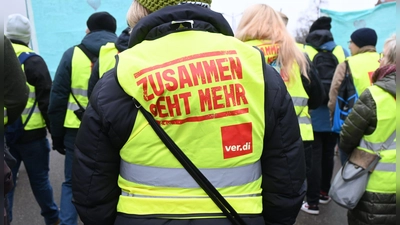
left=71, top=88, right=88, bottom=97
left=298, top=116, right=311, bottom=125
left=121, top=191, right=261, bottom=198
left=120, top=160, right=261, bottom=188
left=67, top=102, right=81, bottom=111
left=292, top=97, right=308, bottom=107
left=374, top=162, right=396, bottom=172
left=21, top=106, right=41, bottom=115
left=4, top=110, right=7, bottom=117
left=360, top=132, right=396, bottom=151
left=29, top=92, right=36, bottom=98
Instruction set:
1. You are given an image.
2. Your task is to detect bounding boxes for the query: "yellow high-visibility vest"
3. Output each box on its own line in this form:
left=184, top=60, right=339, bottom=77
left=301, top=44, right=346, bottom=63
left=246, top=40, right=313, bottom=141
left=63, top=47, right=91, bottom=128
left=347, top=52, right=380, bottom=96
left=116, top=31, right=266, bottom=217
left=11, top=43, right=46, bottom=130
left=357, top=85, right=396, bottom=193
left=99, top=42, right=119, bottom=77
left=4, top=107, right=8, bottom=125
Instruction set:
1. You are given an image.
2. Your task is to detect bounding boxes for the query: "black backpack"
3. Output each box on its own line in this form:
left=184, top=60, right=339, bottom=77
left=312, top=47, right=339, bottom=104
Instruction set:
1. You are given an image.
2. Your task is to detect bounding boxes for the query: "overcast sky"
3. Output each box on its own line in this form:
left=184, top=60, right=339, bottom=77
left=211, top=0, right=377, bottom=13
left=5, top=0, right=378, bottom=36
left=210, top=0, right=378, bottom=34
left=4, top=0, right=378, bottom=19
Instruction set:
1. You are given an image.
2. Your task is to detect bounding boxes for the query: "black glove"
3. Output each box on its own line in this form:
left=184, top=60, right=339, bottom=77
left=52, top=136, right=66, bottom=155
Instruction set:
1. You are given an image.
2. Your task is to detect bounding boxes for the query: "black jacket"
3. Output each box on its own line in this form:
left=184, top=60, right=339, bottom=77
left=10, top=40, right=53, bottom=143
left=72, top=5, right=306, bottom=225
left=88, top=27, right=131, bottom=98
left=302, top=54, right=324, bottom=110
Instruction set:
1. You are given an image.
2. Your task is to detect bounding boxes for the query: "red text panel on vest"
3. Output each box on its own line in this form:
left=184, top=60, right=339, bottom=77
left=221, top=122, right=253, bottom=159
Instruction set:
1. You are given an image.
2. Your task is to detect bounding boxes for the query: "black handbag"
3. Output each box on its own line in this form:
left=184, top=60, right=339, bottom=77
left=135, top=99, right=247, bottom=225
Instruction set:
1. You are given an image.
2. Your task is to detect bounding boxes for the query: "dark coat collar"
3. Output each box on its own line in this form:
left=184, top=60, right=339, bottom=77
left=9, top=39, right=29, bottom=47
left=128, top=4, right=234, bottom=48
left=115, top=27, right=131, bottom=52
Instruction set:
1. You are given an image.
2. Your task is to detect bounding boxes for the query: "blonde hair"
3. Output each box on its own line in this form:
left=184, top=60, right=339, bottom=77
left=382, top=34, right=396, bottom=65
left=235, top=4, right=309, bottom=81
left=126, top=1, right=150, bottom=29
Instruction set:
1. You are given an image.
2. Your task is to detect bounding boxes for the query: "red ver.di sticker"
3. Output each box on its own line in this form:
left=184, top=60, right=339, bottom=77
left=221, top=123, right=253, bottom=159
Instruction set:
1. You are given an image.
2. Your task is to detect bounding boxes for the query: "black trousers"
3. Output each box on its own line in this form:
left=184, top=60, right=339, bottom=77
left=114, top=215, right=265, bottom=225
left=305, top=132, right=338, bottom=205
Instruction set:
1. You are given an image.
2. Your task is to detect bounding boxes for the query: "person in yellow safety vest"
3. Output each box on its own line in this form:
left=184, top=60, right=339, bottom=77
left=3, top=35, right=29, bottom=225
left=5, top=14, right=60, bottom=225
left=88, top=27, right=131, bottom=98
left=339, top=34, right=396, bottom=225
left=298, top=16, right=349, bottom=215
left=235, top=0, right=324, bottom=201
left=47, top=11, right=117, bottom=225
left=328, top=28, right=380, bottom=164
left=71, top=1, right=307, bottom=224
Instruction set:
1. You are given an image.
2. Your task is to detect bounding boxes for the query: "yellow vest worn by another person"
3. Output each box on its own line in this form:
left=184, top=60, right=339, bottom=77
left=117, top=31, right=266, bottom=217
left=11, top=43, right=46, bottom=130
left=357, top=85, right=396, bottom=194
left=347, top=52, right=380, bottom=96
left=64, top=47, right=92, bottom=128
left=300, top=44, right=346, bottom=63
left=98, top=42, right=119, bottom=77
left=247, top=40, right=313, bottom=141
left=4, top=107, right=8, bottom=124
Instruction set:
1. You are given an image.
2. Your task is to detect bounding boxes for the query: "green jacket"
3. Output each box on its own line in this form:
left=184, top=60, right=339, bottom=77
left=340, top=71, right=396, bottom=225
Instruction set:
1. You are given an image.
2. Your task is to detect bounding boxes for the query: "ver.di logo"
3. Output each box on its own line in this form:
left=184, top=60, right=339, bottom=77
left=221, top=123, right=253, bottom=159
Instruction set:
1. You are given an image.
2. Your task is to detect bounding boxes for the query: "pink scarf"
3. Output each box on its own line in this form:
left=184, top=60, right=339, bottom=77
left=371, top=64, right=396, bottom=83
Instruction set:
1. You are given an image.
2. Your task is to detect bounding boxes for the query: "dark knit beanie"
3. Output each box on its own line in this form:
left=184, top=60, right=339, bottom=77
left=350, top=28, right=377, bottom=48
left=87, top=12, right=117, bottom=33
left=309, top=16, right=332, bottom=33
left=136, top=0, right=212, bottom=13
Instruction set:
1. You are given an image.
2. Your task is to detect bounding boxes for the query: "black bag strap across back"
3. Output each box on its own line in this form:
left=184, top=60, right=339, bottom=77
left=70, top=91, right=85, bottom=111
left=134, top=99, right=247, bottom=225
left=72, top=44, right=94, bottom=112
left=23, top=99, right=38, bottom=127
left=345, top=61, right=351, bottom=79
left=77, top=44, right=98, bottom=63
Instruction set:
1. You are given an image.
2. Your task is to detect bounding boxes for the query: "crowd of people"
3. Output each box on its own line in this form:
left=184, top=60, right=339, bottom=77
left=3, top=0, right=395, bottom=225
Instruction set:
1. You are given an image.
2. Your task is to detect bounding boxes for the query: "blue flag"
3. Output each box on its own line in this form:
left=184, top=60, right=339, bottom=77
left=321, top=2, right=395, bottom=54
